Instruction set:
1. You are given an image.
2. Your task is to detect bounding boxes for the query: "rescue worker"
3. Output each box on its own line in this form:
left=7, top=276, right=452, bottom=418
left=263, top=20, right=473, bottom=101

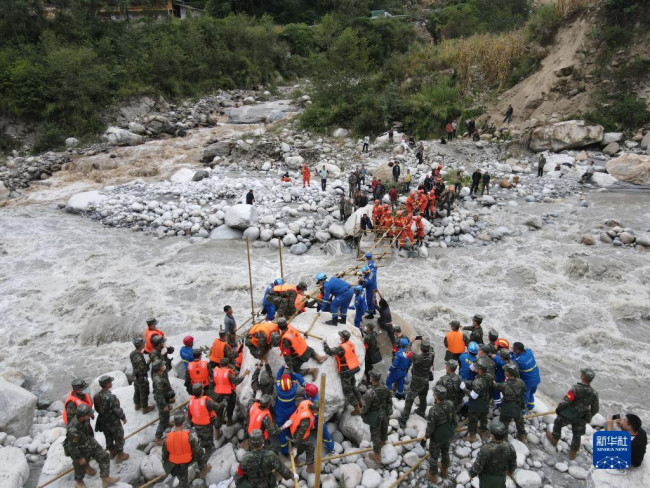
left=459, top=341, right=479, bottom=381
left=547, top=368, right=599, bottom=460
left=436, top=360, right=463, bottom=411
left=423, top=385, right=456, bottom=484
left=277, top=317, right=326, bottom=377
left=402, top=213, right=415, bottom=248
left=275, top=365, right=304, bottom=455
left=179, top=336, right=194, bottom=373
left=223, top=305, right=237, bottom=346
left=163, top=415, right=211, bottom=486
left=213, top=357, right=250, bottom=425
left=463, top=314, right=484, bottom=344
left=438, top=186, right=455, bottom=216
left=405, top=192, right=416, bottom=215
left=266, top=282, right=301, bottom=318
left=486, top=329, right=499, bottom=355
left=494, top=348, right=518, bottom=378
left=144, top=317, right=164, bottom=355
left=381, top=207, right=394, bottom=238
left=209, top=330, right=233, bottom=371
left=93, top=375, right=129, bottom=462
left=362, top=321, right=382, bottom=383
left=364, top=252, right=378, bottom=318
left=64, top=379, right=93, bottom=426
left=476, top=346, right=496, bottom=378
left=246, top=320, right=278, bottom=360
left=261, top=278, right=284, bottom=320
left=372, top=201, right=384, bottom=230
left=324, top=330, right=362, bottom=414
left=426, top=190, right=436, bottom=220
left=399, top=338, right=434, bottom=426
left=288, top=400, right=319, bottom=473
left=130, top=338, right=154, bottom=414
left=65, top=404, right=120, bottom=488
left=350, top=285, right=367, bottom=332
left=413, top=215, right=425, bottom=246
left=461, top=358, right=493, bottom=442
left=185, top=349, right=211, bottom=395
left=152, top=360, right=176, bottom=445
left=377, top=297, right=395, bottom=345
left=444, top=320, right=467, bottom=361
left=302, top=163, right=311, bottom=188
left=361, top=371, right=392, bottom=464
left=251, top=360, right=275, bottom=399
left=493, top=364, right=527, bottom=442
left=235, top=429, right=296, bottom=487
left=304, top=383, right=335, bottom=452
left=316, top=272, right=354, bottom=325
left=188, top=383, right=220, bottom=451
left=510, top=342, right=541, bottom=411
left=417, top=189, right=428, bottom=214
left=247, top=394, right=278, bottom=446
left=386, top=337, right=411, bottom=400
left=150, top=335, right=174, bottom=380
left=393, top=210, right=406, bottom=248
left=469, top=420, right=517, bottom=486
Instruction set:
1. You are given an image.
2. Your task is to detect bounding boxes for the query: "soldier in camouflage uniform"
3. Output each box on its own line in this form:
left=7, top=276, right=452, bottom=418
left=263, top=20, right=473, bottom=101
left=64, top=379, right=93, bottom=431
left=188, top=384, right=221, bottom=451
left=130, top=338, right=154, bottom=413
left=423, top=385, right=456, bottom=484
left=214, top=357, right=250, bottom=425
left=152, top=360, right=176, bottom=444
left=462, top=358, right=493, bottom=441
left=324, top=330, right=362, bottom=414
left=462, top=314, right=484, bottom=344
left=162, top=415, right=211, bottom=487
left=235, top=429, right=296, bottom=488
left=93, top=376, right=129, bottom=462
left=360, top=371, right=392, bottom=464
left=247, top=395, right=278, bottom=444
left=470, top=420, right=517, bottom=487
left=267, top=286, right=298, bottom=318
left=485, top=330, right=499, bottom=355
left=493, top=364, right=527, bottom=442
left=476, top=345, right=496, bottom=377
left=362, top=321, right=382, bottom=383
left=251, top=360, right=275, bottom=399
left=65, top=404, right=120, bottom=488
left=399, top=339, right=434, bottom=427
left=547, top=367, right=599, bottom=460
left=289, top=401, right=319, bottom=473
left=150, top=335, right=173, bottom=380
left=436, top=360, right=463, bottom=411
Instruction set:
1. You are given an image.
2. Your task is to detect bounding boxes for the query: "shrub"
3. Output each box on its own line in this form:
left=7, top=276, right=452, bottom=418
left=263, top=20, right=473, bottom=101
left=585, top=95, right=650, bottom=130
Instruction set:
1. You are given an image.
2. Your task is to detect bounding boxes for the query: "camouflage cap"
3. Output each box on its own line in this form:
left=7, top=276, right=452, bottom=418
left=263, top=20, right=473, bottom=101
left=151, top=360, right=164, bottom=371
left=445, top=360, right=458, bottom=371
left=420, top=339, right=431, bottom=350
left=191, top=383, right=204, bottom=395
left=76, top=404, right=94, bottom=417
left=476, top=358, right=491, bottom=371
left=490, top=419, right=507, bottom=436
left=146, top=317, right=158, bottom=326
left=259, top=371, right=272, bottom=386
left=193, top=348, right=202, bottom=358
left=277, top=318, right=288, bottom=329
left=338, top=330, right=351, bottom=340
left=434, top=385, right=447, bottom=399
left=488, top=329, right=498, bottom=340
left=220, top=357, right=230, bottom=366
left=133, top=338, right=145, bottom=348
left=369, top=371, right=382, bottom=382
left=581, top=367, right=596, bottom=383
left=393, top=325, right=402, bottom=333
left=270, top=332, right=281, bottom=346
left=260, top=394, right=272, bottom=407
left=498, top=349, right=511, bottom=360
left=151, top=335, right=166, bottom=346
left=297, top=282, right=308, bottom=291
left=473, top=314, right=483, bottom=323
left=173, top=414, right=185, bottom=426
left=479, top=344, right=491, bottom=353
left=504, top=364, right=519, bottom=376
left=250, top=429, right=264, bottom=447
left=98, top=375, right=113, bottom=386
left=449, top=320, right=460, bottom=328
left=71, top=378, right=87, bottom=390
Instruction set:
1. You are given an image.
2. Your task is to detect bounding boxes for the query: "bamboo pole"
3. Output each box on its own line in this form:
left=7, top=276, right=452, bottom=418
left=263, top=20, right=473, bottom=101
left=279, top=240, right=284, bottom=280
left=387, top=453, right=430, bottom=488
left=314, top=374, right=326, bottom=488
left=246, top=237, right=255, bottom=324
left=139, top=473, right=167, bottom=488
left=288, top=441, right=300, bottom=488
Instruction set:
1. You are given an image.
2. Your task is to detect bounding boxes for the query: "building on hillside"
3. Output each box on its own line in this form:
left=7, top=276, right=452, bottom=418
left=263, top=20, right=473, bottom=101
left=96, top=0, right=200, bottom=20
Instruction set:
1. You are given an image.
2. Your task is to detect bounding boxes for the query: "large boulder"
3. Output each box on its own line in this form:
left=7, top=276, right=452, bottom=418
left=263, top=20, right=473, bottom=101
left=210, top=225, right=244, bottom=240
left=205, top=442, right=237, bottom=485
left=338, top=463, right=362, bottom=488
left=65, top=191, right=106, bottom=214
left=103, top=126, right=144, bottom=146
left=227, top=101, right=298, bottom=124
left=202, top=141, right=232, bottom=162
left=322, top=163, right=341, bottom=179
left=0, top=378, right=37, bottom=437
left=237, top=309, right=365, bottom=420
left=338, top=410, right=371, bottom=444
left=371, top=163, right=397, bottom=183
left=344, top=205, right=373, bottom=236
left=0, top=447, right=29, bottom=488
left=225, top=204, right=258, bottom=229
left=529, top=120, right=603, bottom=152
left=284, top=155, right=305, bottom=169
left=89, top=370, right=129, bottom=399
left=605, top=153, right=650, bottom=185
left=169, top=168, right=197, bottom=183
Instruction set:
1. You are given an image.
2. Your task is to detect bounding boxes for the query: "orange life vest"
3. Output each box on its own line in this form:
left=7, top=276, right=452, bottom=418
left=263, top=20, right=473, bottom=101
left=248, top=322, right=279, bottom=348
left=144, top=328, right=164, bottom=354
left=213, top=367, right=234, bottom=395
left=280, top=325, right=308, bottom=357
left=372, top=206, right=383, bottom=223
left=187, top=360, right=210, bottom=387
left=415, top=220, right=425, bottom=238
left=247, top=402, right=272, bottom=439
left=62, top=392, right=93, bottom=425
left=418, top=194, right=428, bottom=212
left=235, top=344, right=243, bottom=369
left=394, top=216, right=406, bottom=231
left=289, top=400, right=315, bottom=440
left=209, top=339, right=231, bottom=364
left=189, top=395, right=213, bottom=426
left=446, top=331, right=466, bottom=354
left=295, top=292, right=306, bottom=313
left=335, top=341, right=360, bottom=372
left=166, top=431, right=192, bottom=464
left=382, top=215, right=394, bottom=233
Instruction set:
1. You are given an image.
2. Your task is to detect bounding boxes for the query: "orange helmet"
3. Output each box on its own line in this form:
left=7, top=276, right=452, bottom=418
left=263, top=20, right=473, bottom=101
left=383, top=204, right=389, bottom=209
left=417, top=189, right=424, bottom=193
left=279, top=375, right=293, bottom=392
left=414, top=215, right=421, bottom=221
left=396, top=210, right=403, bottom=216
left=410, top=192, right=416, bottom=198
left=495, top=338, right=510, bottom=350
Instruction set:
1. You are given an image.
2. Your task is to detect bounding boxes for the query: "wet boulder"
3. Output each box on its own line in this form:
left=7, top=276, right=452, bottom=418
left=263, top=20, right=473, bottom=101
left=0, top=378, right=37, bottom=437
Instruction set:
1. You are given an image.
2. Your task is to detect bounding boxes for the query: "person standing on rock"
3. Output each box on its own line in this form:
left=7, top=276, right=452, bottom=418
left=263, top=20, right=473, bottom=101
left=277, top=317, right=327, bottom=376
left=452, top=120, right=458, bottom=139
left=503, top=104, right=514, bottom=124
left=388, top=128, right=394, bottom=145
left=236, top=429, right=296, bottom=487
left=481, top=170, right=491, bottom=196
left=423, top=385, right=456, bottom=484
left=470, top=168, right=481, bottom=195
left=130, top=338, right=154, bottom=414
left=143, top=317, right=164, bottom=356
left=63, top=378, right=93, bottom=426
left=319, top=165, right=328, bottom=191
left=362, top=135, right=370, bottom=152
left=446, top=122, right=453, bottom=141
left=392, top=162, right=401, bottom=183
left=288, top=399, right=319, bottom=473
left=361, top=370, right=392, bottom=464
left=223, top=305, right=237, bottom=346
left=546, top=367, right=599, bottom=460
left=304, top=383, right=336, bottom=452
left=93, top=375, right=129, bottom=462
left=494, top=364, right=527, bottom=442
left=459, top=341, right=479, bottom=381
left=153, top=360, right=176, bottom=445
left=437, top=360, right=463, bottom=411
left=537, top=153, right=546, bottom=177
left=188, top=383, right=220, bottom=451
left=399, top=338, right=434, bottom=427
left=213, top=357, right=250, bottom=426
left=180, top=336, right=194, bottom=373
left=364, top=253, right=378, bottom=318
left=246, top=189, right=255, bottom=205
left=461, top=358, right=493, bottom=442
left=359, top=164, right=367, bottom=189
left=469, top=420, right=516, bottom=486
left=463, top=314, right=484, bottom=344
left=386, top=337, right=411, bottom=400
left=66, top=404, right=120, bottom=488
left=301, top=163, right=311, bottom=188
left=388, top=185, right=398, bottom=211
left=247, top=394, right=278, bottom=447
left=444, top=320, right=467, bottom=362
left=348, top=172, right=358, bottom=198
left=362, top=321, right=382, bottom=383
left=350, top=285, right=367, bottom=332
left=316, top=272, right=354, bottom=325
left=163, top=414, right=212, bottom=485
left=510, top=342, right=541, bottom=411
left=324, top=330, right=363, bottom=414
left=209, top=330, right=233, bottom=373
left=150, top=335, right=174, bottom=380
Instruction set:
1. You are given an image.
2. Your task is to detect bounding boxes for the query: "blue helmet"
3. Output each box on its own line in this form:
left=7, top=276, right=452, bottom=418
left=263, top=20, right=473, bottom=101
left=361, top=266, right=370, bottom=274
left=467, top=341, right=479, bottom=355
left=274, top=278, right=284, bottom=286
left=365, top=253, right=373, bottom=259
left=354, top=285, right=364, bottom=293
left=399, top=337, right=410, bottom=348
left=315, top=272, right=327, bottom=282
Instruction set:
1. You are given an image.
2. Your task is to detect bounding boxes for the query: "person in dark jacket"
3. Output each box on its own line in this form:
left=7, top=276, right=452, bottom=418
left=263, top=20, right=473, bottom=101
left=376, top=297, right=394, bottom=345
left=470, top=169, right=481, bottom=195
left=607, top=414, right=647, bottom=467
left=481, top=171, right=491, bottom=196
left=245, top=190, right=254, bottom=205
left=392, top=163, right=401, bottom=183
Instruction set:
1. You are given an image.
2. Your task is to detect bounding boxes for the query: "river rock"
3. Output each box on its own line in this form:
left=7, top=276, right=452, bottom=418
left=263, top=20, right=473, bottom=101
left=640, top=132, right=650, bottom=149
left=141, top=452, right=165, bottom=480
left=225, top=204, right=258, bottom=229
left=343, top=205, right=372, bottom=236
left=605, top=153, right=650, bottom=185
left=339, top=463, right=362, bottom=488
left=380, top=444, right=398, bottom=464
left=481, top=195, right=496, bottom=206
left=202, top=141, right=232, bottom=162
left=581, top=234, right=596, bottom=245
left=513, top=468, right=542, bottom=488
left=0, top=446, right=30, bottom=488
left=170, top=168, right=196, bottom=183
left=285, top=155, right=305, bottom=169
left=339, top=410, right=371, bottom=444
left=329, top=223, right=346, bottom=239
left=568, top=465, right=588, bottom=479
left=587, top=456, right=650, bottom=487
left=65, top=137, right=79, bottom=149
left=603, top=142, right=620, bottom=156
left=89, top=370, right=129, bottom=398
left=620, top=232, right=635, bottom=244
left=65, top=191, right=107, bottom=214
left=530, top=120, right=603, bottom=152
left=290, top=242, right=308, bottom=255
left=636, top=235, right=650, bottom=247
left=103, top=126, right=143, bottom=146
left=361, top=468, right=382, bottom=488
left=227, top=101, right=298, bottom=124
left=524, top=217, right=542, bottom=230
left=205, top=442, right=237, bottom=485
left=603, top=132, right=623, bottom=144
left=0, top=378, right=38, bottom=437
left=332, top=128, right=349, bottom=138
left=243, top=227, right=260, bottom=241
left=591, top=172, right=619, bottom=188
left=0, top=181, right=8, bottom=200
left=210, top=225, right=243, bottom=240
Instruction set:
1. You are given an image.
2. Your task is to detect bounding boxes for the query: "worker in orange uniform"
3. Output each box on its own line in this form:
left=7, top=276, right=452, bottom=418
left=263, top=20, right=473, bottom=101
left=187, top=384, right=220, bottom=451
left=381, top=207, right=394, bottom=238
left=401, top=213, right=414, bottom=248
left=426, top=190, right=436, bottom=220
left=277, top=317, right=327, bottom=377
left=185, top=349, right=211, bottom=395
left=372, top=200, right=384, bottom=231
left=288, top=399, right=319, bottom=473
left=163, top=414, right=211, bottom=486
left=393, top=210, right=406, bottom=248
left=246, top=320, right=279, bottom=360
left=405, top=192, right=416, bottom=215
left=302, top=163, right=311, bottom=187
left=247, top=394, right=278, bottom=447
left=208, top=330, right=233, bottom=373
left=444, top=320, right=468, bottom=362
left=63, top=378, right=93, bottom=426
left=324, top=329, right=362, bottom=414
left=418, top=189, right=428, bottom=214
left=213, top=357, right=250, bottom=425
left=413, top=215, right=426, bottom=246
left=143, top=317, right=164, bottom=356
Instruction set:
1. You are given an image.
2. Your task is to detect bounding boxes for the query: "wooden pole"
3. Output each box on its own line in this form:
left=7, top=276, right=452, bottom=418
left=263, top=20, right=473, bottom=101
left=387, top=453, right=430, bottom=488
left=288, top=440, right=300, bottom=488
left=139, top=473, right=167, bottom=488
left=279, top=239, right=284, bottom=280
left=245, top=237, right=255, bottom=324
left=314, top=374, right=326, bottom=488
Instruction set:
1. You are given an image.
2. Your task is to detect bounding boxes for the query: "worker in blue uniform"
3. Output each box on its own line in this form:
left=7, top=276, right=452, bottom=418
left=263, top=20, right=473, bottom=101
left=364, top=253, right=378, bottom=318
left=274, top=365, right=304, bottom=455
left=316, top=272, right=354, bottom=326
left=459, top=341, right=479, bottom=381
left=386, top=338, right=412, bottom=399
left=350, top=285, right=367, bottom=332
left=511, top=342, right=541, bottom=411
left=261, top=278, right=283, bottom=320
